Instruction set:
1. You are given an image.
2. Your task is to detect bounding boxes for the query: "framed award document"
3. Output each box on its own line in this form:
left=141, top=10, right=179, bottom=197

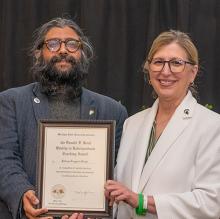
left=36, top=120, right=115, bottom=218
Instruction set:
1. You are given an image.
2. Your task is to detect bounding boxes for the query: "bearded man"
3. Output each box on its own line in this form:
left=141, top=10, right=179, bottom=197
left=0, top=17, right=127, bottom=219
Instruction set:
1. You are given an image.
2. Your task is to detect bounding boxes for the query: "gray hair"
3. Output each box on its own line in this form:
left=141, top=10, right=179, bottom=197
left=31, top=17, right=94, bottom=73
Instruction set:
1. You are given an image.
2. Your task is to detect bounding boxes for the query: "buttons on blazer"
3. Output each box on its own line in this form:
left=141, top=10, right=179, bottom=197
left=34, top=97, right=40, bottom=103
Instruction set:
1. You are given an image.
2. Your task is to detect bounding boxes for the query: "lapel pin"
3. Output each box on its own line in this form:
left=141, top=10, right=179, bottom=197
left=89, top=109, right=95, bottom=115
left=34, top=97, right=40, bottom=104
left=184, top=109, right=189, bottom=115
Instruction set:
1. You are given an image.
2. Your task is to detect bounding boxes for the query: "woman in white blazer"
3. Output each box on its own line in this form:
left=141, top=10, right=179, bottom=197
left=105, top=30, right=220, bottom=219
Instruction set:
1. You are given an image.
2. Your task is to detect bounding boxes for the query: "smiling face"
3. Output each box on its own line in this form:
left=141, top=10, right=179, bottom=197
left=41, top=26, right=82, bottom=72
left=148, top=42, right=198, bottom=104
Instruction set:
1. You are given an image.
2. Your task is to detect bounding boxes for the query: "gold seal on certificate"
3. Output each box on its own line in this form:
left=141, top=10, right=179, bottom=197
left=36, top=120, right=115, bottom=218
left=51, top=184, right=66, bottom=199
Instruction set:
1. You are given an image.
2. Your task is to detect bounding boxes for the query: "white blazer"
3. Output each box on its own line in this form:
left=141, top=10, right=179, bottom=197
left=115, top=92, right=220, bottom=219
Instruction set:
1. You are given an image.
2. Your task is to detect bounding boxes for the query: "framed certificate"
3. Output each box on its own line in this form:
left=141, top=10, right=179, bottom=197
left=36, top=120, right=115, bottom=218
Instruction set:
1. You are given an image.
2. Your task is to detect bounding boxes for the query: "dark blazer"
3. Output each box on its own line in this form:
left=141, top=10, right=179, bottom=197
left=0, top=82, right=127, bottom=219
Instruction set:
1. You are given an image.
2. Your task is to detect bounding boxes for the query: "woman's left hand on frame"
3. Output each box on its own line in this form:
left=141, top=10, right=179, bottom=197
left=104, top=180, right=138, bottom=208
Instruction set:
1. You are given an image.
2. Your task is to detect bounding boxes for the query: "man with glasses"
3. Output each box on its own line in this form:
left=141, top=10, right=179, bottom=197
left=0, top=17, right=127, bottom=219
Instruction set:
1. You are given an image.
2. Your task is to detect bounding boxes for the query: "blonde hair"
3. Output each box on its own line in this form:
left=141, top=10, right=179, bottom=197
left=147, top=30, right=198, bottom=64
left=144, top=30, right=199, bottom=98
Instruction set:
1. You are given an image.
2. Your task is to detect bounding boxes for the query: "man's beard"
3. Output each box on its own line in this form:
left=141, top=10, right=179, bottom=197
left=32, top=54, right=87, bottom=99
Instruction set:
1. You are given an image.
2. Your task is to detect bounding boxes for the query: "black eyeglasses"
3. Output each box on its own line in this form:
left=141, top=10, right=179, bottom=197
left=148, top=58, right=194, bottom=73
left=43, top=38, right=82, bottom=53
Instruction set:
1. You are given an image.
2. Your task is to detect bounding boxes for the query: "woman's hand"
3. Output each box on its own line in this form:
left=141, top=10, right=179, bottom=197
left=104, top=180, right=138, bottom=208
left=105, top=180, right=157, bottom=215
